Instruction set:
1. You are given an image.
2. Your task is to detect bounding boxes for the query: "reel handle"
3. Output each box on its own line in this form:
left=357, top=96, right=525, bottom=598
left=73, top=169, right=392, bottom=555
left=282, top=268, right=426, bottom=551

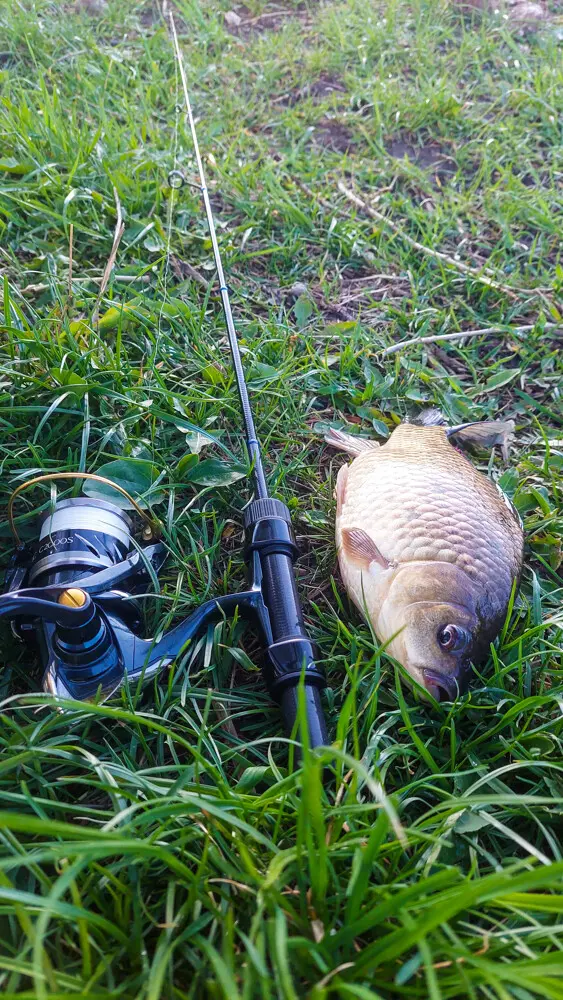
left=0, top=586, right=95, bottom=628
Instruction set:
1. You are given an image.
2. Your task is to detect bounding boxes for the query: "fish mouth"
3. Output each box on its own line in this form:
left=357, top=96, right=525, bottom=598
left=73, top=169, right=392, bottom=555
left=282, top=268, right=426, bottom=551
left=422, top=670, right=460, bottom=703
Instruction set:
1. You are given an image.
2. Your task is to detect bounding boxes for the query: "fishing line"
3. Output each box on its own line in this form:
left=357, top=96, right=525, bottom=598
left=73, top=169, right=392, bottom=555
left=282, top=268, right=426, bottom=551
left=154, top=39, right=180, bottom=369
left=168, top=13, right=268, bottom=499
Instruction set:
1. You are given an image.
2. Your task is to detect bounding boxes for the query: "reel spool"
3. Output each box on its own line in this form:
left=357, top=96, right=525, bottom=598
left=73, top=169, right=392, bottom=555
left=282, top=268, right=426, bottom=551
left=29, top=499, right=135, bottom=589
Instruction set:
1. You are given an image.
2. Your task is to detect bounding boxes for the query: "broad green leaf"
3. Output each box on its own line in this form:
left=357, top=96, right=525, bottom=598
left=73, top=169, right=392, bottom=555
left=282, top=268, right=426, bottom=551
left=97, top=301, right=146, bottom=330
left=293, top=294, right=314, bottom=329
left=498, top=467, right=519, bottom=498
left=0, top=158, right=32, bottom=174
left=395, top=951, right=423, bottom=985
left=97, top=306, right=128, bottom=331
left=184, top=431, right=210, bottom=455
left=201, top=364, right=225, bottom=386
left=370, top=417, right=390, bottom=438
left=454, top=810, right=492, bottom=834
left=483, top=368, right=521, bottom=392
left=50, top=368, right=89, bottom=400
left=249, top=362, right=280, bottom=385
left=143, top=235, right=165, bottom=252
left=83, top=459, right=164, bottom=508
left=185, top=458, right=247, bottom=487
left=176, top=453, right=199, bottom=478
left=235, top=767, right=272, bottom=792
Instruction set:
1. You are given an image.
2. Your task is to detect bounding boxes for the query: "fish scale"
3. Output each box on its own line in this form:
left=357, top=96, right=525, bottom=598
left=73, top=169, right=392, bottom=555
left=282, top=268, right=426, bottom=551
left=329, top=422, right=524, bottom=699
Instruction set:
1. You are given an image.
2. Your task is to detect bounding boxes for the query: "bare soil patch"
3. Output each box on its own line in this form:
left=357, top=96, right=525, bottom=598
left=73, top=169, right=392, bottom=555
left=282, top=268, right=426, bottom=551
left=224, top=3, right=311, bottom=37
left=313, top=120, right=356, bottom=153
left=385, top=137, right=458, bottom=183
left=139, top=1, right=161, bottom=27
left=277, top=72, right=347, bottom=108
left=317, top=273, right=409, bottom=323
left=308, top=73, right=347, bottom=101
left=281, top=271, right=409, bottom=326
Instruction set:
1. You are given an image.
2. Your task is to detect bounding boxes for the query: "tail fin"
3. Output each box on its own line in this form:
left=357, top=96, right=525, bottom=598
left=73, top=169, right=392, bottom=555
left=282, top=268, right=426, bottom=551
left=447, top=420, right=515, bottom=462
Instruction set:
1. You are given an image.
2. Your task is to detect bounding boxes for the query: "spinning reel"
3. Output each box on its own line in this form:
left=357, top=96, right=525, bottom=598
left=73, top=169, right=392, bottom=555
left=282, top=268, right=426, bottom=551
left=2, top=479, right=327, bottom=746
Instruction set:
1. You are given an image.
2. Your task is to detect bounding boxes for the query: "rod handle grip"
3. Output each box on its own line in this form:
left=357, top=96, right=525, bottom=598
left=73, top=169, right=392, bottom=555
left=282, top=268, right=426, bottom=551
left=244, top=500, right=327, bottom=748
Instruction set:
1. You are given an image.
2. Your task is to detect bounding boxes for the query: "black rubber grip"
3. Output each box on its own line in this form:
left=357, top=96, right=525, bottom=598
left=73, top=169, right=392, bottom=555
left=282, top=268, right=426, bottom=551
left=244, top=498, right=291, bottom=528
left=243, top=496, right=327, bottom=748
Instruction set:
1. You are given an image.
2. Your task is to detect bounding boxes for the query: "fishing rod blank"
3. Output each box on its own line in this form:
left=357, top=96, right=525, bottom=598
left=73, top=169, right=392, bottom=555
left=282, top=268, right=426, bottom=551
left=170, top=16, right=266, bottom=501
left=169, top=16, right=328, bottom=749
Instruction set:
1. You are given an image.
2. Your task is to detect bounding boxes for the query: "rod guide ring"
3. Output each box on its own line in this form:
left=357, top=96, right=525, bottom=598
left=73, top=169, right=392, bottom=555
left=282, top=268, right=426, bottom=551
left=168, top=169, right=185, bottom=189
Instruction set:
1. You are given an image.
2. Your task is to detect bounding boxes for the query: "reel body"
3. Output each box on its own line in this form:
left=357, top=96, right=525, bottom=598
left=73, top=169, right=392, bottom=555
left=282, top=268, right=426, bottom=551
left=1, top=496, right=327, bottom=743
left=4, top=498, right=165, bottom=699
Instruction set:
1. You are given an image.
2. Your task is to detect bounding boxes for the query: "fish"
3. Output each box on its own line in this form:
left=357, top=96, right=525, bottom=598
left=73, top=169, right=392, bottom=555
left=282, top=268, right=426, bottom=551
left=325, top=416, right=524, bottom=701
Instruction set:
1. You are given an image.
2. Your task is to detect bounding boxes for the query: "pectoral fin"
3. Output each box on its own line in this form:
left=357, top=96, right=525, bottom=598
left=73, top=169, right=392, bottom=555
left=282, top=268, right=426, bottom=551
left=448, top=420, right=515, bottom=462
left=341, top=528, right=390, bottom=569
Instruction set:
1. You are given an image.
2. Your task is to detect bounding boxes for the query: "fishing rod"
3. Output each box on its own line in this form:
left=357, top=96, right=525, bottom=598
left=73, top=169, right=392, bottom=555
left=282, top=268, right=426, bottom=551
left=167, top=15, right=328, bottom=745
left=0, top=18, right=328, bottom=753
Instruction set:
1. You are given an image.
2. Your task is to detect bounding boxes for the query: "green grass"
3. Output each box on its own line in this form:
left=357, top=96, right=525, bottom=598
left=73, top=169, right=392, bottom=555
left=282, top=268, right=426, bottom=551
left=0, top=0, right=562, bottom=995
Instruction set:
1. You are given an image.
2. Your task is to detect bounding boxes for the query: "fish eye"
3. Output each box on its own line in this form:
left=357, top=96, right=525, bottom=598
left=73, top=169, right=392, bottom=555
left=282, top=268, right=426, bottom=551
left=437, top=624, right=469, bottom=652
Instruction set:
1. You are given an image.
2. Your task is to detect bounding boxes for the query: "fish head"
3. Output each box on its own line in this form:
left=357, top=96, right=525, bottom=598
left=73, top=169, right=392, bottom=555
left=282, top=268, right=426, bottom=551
left=377, top=563, right=482, bottom=701
left=390, top=600, right=477, bottom=700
